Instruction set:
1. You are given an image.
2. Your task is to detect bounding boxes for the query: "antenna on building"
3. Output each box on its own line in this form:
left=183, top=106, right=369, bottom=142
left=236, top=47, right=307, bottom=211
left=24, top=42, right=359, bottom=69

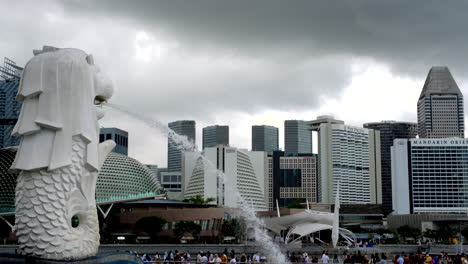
left=0, top=57, right=22, bottom=80
left=276, top=199, right=280, bottom=218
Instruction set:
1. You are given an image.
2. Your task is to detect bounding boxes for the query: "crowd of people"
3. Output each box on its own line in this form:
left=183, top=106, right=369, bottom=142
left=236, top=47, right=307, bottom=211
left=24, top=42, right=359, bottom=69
left=133, top=249, right=267, bottom=263
left=390, top=251, right=467, bottom=264
left=130, top=250, right=468, bottom=264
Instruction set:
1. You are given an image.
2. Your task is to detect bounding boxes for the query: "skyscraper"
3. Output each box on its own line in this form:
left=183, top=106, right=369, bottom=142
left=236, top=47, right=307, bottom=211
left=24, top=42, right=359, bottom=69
left=284, top=120, right=312, bottom=154
left=311, top=116, right=381, bottom=204
left=202, top=125, right=229, bottom=149
left=0, top=58, right=22, bottom=148
left=268, top=151, right=317, bottom=210
left=99, top=127, right=129, bottom=155
left=168, top=120, right=195, bottom=172
left=392, top=138, right=468, bottom=214
left=252, top=125, right=279, bottom=152
left=417, top=66, right=464, bottom=138
left=364, top=121, right=418, bottom=215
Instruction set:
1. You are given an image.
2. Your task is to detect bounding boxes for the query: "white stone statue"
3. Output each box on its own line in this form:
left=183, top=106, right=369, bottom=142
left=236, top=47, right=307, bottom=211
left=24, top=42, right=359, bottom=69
left=10, top=46, right=115, bottom=259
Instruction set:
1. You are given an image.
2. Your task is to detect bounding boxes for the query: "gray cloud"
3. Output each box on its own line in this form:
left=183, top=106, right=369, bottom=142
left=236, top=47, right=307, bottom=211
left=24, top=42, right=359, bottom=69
left=63, top=0, right=468, bottom=73
left=1, top=0, right=468, bottom=164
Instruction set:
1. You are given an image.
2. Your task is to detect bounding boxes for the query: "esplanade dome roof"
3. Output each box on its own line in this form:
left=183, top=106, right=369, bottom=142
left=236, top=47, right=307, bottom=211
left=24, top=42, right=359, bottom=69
left=0, top=148, right=162, bottom=213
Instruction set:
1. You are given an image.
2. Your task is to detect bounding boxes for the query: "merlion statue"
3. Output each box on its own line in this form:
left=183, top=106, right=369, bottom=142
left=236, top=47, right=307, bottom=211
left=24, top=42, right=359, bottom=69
left=11, top=46, right=115, bottom=259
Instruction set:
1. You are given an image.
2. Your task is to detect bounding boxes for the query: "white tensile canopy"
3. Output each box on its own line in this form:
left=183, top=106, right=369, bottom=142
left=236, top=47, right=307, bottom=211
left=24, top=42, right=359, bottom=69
left=263, top=210, right=356, bottom=245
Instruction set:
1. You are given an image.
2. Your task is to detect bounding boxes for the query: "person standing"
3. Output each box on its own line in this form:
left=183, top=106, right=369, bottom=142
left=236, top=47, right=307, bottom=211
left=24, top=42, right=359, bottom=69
left=221, top=253, right=228, bottom=264
left=200, top=253, right=208, bottom=264
left=397, top=254, right=404, bottom=264
left=213, top=254, right=222, bottom=264
left=322, top=252, right=330, bottom=264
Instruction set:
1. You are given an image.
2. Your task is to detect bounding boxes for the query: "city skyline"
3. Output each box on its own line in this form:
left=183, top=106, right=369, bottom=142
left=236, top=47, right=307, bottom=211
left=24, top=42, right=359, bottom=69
left=2, top=1, right=468, bottom=166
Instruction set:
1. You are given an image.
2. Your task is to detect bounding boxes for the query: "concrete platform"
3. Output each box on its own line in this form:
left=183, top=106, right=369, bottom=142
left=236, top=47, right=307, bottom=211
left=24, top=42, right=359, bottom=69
left=0, top=252, right=143, bottom=264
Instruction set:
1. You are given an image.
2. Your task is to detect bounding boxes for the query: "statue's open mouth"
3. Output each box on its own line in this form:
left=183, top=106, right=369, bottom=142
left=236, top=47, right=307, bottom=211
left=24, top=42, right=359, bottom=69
left=94, top=95, right=107, bottom=106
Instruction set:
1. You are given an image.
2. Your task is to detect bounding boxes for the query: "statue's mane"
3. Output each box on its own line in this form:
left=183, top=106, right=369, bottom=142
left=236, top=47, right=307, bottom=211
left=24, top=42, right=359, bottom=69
left=11, top=48, right=100, bottom=172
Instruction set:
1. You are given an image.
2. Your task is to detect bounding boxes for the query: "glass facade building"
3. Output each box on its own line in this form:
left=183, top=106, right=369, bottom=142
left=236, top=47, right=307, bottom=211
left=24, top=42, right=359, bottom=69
left=417, top=67, right=464, bottom=138
left=202, top=125, right=229, bottom=149
left=99, top=127, right=128, bottom=155
left=268, top=151, right=317, bottom=210
left=0, top=58, right=22, bottom=148
left=168, top=120, right=195, bottom=172
left=284, top=120, right=312, bottom=154
left=252, top=125, right=279, bottom=152
left=392, top=138, right=468, bottom=214
left=364, top=121, right=418, bottom=215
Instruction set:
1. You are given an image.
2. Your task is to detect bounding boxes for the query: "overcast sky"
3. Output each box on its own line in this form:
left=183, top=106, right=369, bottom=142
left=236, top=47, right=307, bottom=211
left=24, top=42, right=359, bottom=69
left=1, top=0, right=468, bottom=166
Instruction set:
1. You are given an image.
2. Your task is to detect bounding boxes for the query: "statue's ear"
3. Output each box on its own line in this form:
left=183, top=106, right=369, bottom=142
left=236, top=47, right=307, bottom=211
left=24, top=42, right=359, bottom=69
left=42, top=45, right=58, bottom=52
left=86, top=54, right=94, bottom=65
left=33, top=45, right=59, bottom=56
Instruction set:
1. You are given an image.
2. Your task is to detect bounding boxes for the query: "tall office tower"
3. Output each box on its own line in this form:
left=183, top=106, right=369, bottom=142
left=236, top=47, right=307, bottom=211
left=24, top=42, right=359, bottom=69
left=202, top=125, right=229, bottom=149
left=364, top=121, right=418, bottom=215
left=267, top=151, right=317, bottom=210
left=392, top=138, right=468, bottom=214
left=0, top=58, right=23, bottom=148
left=284, top=120, right=312, bottom=154
left=252, top=125, right=279, bottom=152
left=168, top=120, right=195, bottom=172
left=99, top=127, right=129, bottom=155
left=417, top=66, right=464, bottom=138
left=310, top=116, right=381, bottom=204
left=183, top=145, right=267, bottom=211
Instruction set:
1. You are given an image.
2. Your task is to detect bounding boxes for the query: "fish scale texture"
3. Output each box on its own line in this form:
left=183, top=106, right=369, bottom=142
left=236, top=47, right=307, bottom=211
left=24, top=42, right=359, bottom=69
left=14, top=136, right=100, bottom=259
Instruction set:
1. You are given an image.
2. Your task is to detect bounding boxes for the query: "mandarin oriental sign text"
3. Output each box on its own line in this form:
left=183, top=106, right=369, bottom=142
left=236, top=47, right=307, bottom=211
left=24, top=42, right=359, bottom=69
left=411, top=138, right=468, bottom=145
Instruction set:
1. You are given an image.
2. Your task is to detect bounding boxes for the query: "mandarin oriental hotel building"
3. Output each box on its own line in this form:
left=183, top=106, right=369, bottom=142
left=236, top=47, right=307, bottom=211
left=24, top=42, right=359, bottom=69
left=392, top=138, right=468, bottom=214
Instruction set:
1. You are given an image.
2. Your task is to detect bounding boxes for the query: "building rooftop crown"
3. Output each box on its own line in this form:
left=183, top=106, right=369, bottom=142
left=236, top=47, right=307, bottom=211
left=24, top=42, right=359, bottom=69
left=419, top=66, right=462, bottom=100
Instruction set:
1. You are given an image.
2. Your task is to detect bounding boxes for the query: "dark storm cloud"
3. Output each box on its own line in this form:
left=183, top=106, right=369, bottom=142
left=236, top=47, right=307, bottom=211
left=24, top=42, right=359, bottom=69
left=2, top=0, right=468, bottom=164
left=2, top=0, right=468, bottom=122
left=64, top=0, right=468, bottom=75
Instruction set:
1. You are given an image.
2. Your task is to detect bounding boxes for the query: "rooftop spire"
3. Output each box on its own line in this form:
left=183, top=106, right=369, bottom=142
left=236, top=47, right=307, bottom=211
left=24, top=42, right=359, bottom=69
left=419, top=66, right=462, bottom=100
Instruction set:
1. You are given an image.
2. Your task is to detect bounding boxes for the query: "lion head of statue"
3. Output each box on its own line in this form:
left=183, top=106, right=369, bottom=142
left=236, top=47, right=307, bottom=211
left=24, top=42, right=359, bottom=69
left=11, top=46, right=114, bottom=172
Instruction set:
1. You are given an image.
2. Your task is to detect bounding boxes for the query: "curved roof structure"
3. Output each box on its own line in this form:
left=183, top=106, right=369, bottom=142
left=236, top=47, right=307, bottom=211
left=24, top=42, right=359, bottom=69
left=97, top=152, right=162, bottom=203
left=0, top=148, right=163, bottom=213
left=263, top=210, right=356, bottom=245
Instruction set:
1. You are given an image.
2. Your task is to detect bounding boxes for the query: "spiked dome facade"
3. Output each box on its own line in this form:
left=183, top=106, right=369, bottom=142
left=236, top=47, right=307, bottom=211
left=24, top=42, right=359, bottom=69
left=0, top=148, right=162, bottom=214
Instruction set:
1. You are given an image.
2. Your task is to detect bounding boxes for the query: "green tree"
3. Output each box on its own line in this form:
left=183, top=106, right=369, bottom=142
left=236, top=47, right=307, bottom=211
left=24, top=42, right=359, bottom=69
left=135, top=216, right=167, bottom=241
left=461, top=226, right=468, bottom=243
left=423, top=229, right=437, bottom=240
left=397, top=225, right=421, bottom=243
left=287, top=200, right=304, bottom=209
left=375, top=228, right=391, bottom=236
left=173, top=221, right=202, bottom=241
left=435, top=225, right=454, bottom=243
left=183, top=195, right=216, bottom=204
left=221, top=218, right=247, bottom=242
